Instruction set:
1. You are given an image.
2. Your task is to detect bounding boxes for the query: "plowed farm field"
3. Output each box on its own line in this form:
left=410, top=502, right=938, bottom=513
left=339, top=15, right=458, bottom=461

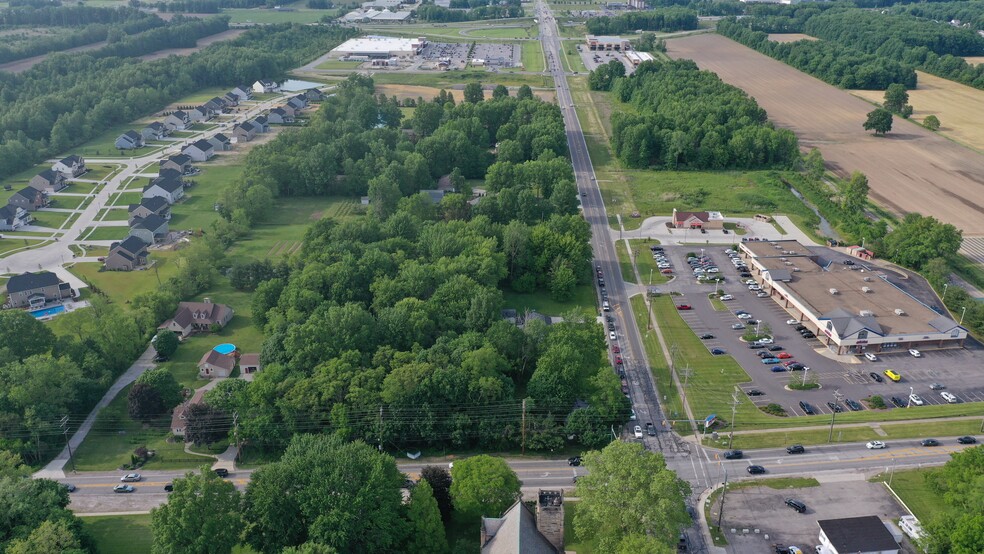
left=667, top=33, right=984, bottom=236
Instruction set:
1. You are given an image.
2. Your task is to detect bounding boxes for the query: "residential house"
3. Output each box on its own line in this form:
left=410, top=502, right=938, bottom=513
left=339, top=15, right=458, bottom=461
left=252, top=79, right=279, bottom=94
left=141, top=122, right=168, bottom=141
left=143, top=178, right=184, bottom=204
left=480, top=491, right=564, bottom=554
left=0, top=204, right=31, bottom=231
left=6, top=271, right=74, bottom=309
left=287, top=95, right=308, bottom=110
left=267, top=108, right=293, bottom=124
left=304, top=88, right=326, bottom=102
left=164, top=111, right=189, bottom=132
left=187, top=106, right=212, bottom=123
left=420, top=189, right=446, bottom=204
left=281, top=103, right=300, bottom=119
left=170, top=387, right=206, bottom=438
left=232, top=121, right=258, bottom=142
left=159, top=300, right=235, bottom=338
left=28, top=169, right=67, bottom=193
left=240, top=353, right=262, bottom=375
left=51, top=155, right=86, bottom=177
left=160, top=153, right=194, bottom=175
left=205, top=97, right=227, bottom=114
left=104, top=235, right=149, bottom=271
left=222, top=92, right=240, bottom=107
left=207, top=133, right=232, bottom=152
left=670, top=208, right=725, bottom=230
left=129, top=213, right=169, bottom=244
left=230, top=85, right=253, bottom=102
left=251, top=116, right=269, bottom=133
left=182, top=139, right=215, bottom=162
left=8, top=187, right=47, bottom=212
left=115, top=130, right=144, bottom=150
left=128, top=196, right=171, bottom=225
left=198, top=349, right=236, bottom=379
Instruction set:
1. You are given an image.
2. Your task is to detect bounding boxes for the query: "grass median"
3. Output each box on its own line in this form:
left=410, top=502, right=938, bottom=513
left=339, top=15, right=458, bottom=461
left=614, top=240, right=637, bottom=284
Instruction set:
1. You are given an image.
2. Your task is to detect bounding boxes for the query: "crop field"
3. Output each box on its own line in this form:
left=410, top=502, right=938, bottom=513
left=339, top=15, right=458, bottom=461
left=224, top=8, right=329, bottom=24
left=767, top=33, right=817, bottom=43
left=667, top=33, right=984, bottom=236
left=851, top=70, right=984, bottom=152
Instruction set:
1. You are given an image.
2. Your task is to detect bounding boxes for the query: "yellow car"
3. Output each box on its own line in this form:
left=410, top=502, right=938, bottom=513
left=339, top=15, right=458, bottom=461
left=884, top=369, right=902, bottom=382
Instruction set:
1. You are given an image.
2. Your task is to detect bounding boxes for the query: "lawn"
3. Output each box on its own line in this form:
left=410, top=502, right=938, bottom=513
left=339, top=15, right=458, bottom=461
left=169, top=86, right=230, bottom=106
left=563, top=501, right=596, bottom=553
left=168, top=164, right=243, bottom=231
left=226, top=196, right=360, bottom=260
left=82, top=514, right=154, bottom=554
left=109, top=191, right=145, bottom=207
left=712, top=418, right=984, bottom=449
left=315, top=60, right=364, bottom=70
left=562, top=43, right=588, bottom=74
left=224, top=8, right=329, bottom=24
left=62, top=181, right=100, bottom=195
left=63, top=122, right=166, bottom=158
left=627, top=238, right=668, bottom=285
left=467, top=25, right=537, bottom=39
left=96, top=207, right=131, bottom=221
left=0, top=238, right=44, bottom=257
left=29, top=210, right=71, bottom=230
left=70, top=251, right=181, bottom=305
left=80, top=225, right=129, bottom=241
left=870, top=468, right=949, bottom=522
left=520, top=40, right=545, bottom=73
left=81, top=163, right=120, bottom=182
left=502, top=284, right=597, bottom=319
left=614, top=239, right=636, bottom=284
left=371, top=71, right=553, bottom=89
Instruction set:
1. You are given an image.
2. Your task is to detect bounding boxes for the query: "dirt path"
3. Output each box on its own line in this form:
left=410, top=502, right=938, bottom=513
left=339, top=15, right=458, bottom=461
left=0, top=40, right=108, bottom=73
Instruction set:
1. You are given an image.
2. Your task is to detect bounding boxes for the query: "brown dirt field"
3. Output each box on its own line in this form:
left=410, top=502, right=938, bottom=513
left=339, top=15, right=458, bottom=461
left=137, top=29, right=246, bottom=62
left=851, top=71, right=984, bottom=152
left=963, top=56, right=984, bottom=66
left=667, top=33, right=984, bottom=236
left=767, top=33, right=818, bottom=43
left=375, top=84, right=556, bottom=104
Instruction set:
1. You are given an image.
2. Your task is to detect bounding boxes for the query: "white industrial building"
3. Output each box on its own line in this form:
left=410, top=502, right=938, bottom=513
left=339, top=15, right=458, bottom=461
left=816, top=516, right=900, bottom=554
left=340, top=8, right=412, bottom=23
left=331, top=36, right=426, bottom=58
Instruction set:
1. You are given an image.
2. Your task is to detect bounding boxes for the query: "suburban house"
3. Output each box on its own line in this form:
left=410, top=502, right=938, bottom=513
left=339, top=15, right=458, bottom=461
left=670, top=208, right=725, bottom=230
left=230, top=85, right=253, bottom=101
left=160, top=300, right=235, bottom=338
left=187, top=106, right=213, bottom=123
left=129, top=213, right=169, bottom=244
left=207, top=133, right=232, bottom=152
left=51, top=155, right=86, bottom=177
left=6, top=271, right=74, bottom=309
left=252, top=79, right=279, bottom=93
left=8, top=187, right=47, bottom=211
left=240, top=353, right=262, bottom=375
left=287, top=95, right=308, bottom=110
left=198, top=349, right=236, bottom=379
left=0, top=204, right=31, bottom=231
left=182, top=139, right=215, bottom=162
left=128, top=196, right=171, bottom=225
left=104, top=235, right=149, bottom=271
left=304, top=88, right=326, bottom=102
left=115, top=130, right=144, bottom=150
left=205, top=97, right=227, bottom=113
left=141, top=122, right=168, bottom=141
left=160, top=153, right=194, bottom=175
left=222, top=92, right=240, bottom=106
left=28, top=169, right=67, bottom=192
left=143, top=178, right=184, bottom=204
left=170, top=386, right=206, bottom=438
left=232, top=121, right=258, bottom=142
left=164, top=111, right=189, bottom=131
left=280, top=103, right=300, bottom=118
left=251, top=116, right=269, bottom=133
left=480, top=491, right=564, bottom=554
left=267, top=108, right=293, bottom=124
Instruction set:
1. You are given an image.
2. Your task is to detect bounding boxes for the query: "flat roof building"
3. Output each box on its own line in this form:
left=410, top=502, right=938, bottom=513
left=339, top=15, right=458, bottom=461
left=739, top=239, right=967, bottom=355
left=817, top=516, right=899, bottom=554
left=331, top=35, right=426, bottom=58
left=586, top=35, right=631, bottom=51
left=339, top=8, right=412, bottom=23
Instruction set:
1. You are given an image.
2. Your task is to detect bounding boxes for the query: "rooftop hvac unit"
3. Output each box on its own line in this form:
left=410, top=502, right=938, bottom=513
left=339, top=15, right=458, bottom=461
left=785, top=261, right=793, bottom=266
left=860, top=310, right=874, bottom=317
left=829, top=288, right=839, bottom=295
left=862, top=286, right=872, bottom=293
left=894, top=309, right=906, bottom=316
left=792, top=267, right=801, bottom=272
left=780, top=257, right=788, bottom=262
left=863, top=276, right=872, bottom=282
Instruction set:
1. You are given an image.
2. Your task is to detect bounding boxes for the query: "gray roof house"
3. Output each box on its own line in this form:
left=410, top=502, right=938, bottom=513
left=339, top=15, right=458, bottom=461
left=105, top=235, right=149, bottom=271
left=6, top=271, right=73, bottom=309
left=29, top=169, right=67, bottom=192
left=129, top=213, right=169, bottom=244
left=141, top=122, right=168, bottom=141
left=115, top=130, right=144, bottom=150
left=267, top=107, right=293, bottom=124
left=230, top=85, right=253, bottom=101
left=480, top=493, right=563, bottom=554
left=51, top=155, right=86, bottom=177
left=223, top=92, right=240, bottom=106
left=128, top=196, right=171, bottom=225
left=207, top=133, right=232, bottom=151
left=232, top=121, right=258, bottom=142
left=143, top=178, right=184, bottom=204
left=160, top=300, right=234, bottom=338
left=164, top=111, right=189, bottom=131
left=160, top=153, right=194, bottom=175
left=8, top=187, right=47, bottom=212
left=182, top=139, right=215, bottom=162
left=251, top=116, right=269, bottom=133
left=187, top=106, right=212, bottom=122
left=0, top=204, right=31, bottom=231
left=281, top=103, right=300, bottom=118
left=287, top=95, right=308, bottom=110
left=304, top=88, right=326, bottom=101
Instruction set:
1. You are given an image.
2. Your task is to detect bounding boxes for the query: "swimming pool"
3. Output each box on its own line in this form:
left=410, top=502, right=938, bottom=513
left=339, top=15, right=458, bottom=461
left=30, top=305, right=65, bottom=318
left=213, top=343, right=237, bottom=355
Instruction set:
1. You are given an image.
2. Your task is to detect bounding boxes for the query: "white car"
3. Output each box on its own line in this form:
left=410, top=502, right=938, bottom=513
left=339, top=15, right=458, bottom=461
left=757, top=338, right=774, bottom=344
left=909, top=394, right=925, bottom=406
left=909, top=349, right=921, bottom=358
left=863, top=352, right=878, bottom=361
left=633, top=425, right=643, bottom=439
left=737, top=313, right=752, bottom=320
left=743, top=279, right=756, bottom=285
left=720, top=295, right=734, bottom=301
left=786, top=319, right=799, bottom=325
left=866, top=440, right=886, bottom=449
left=748, top=285, right=761, bottom=291
left=756, top=291, right=768, bottom=297
left=609, top=331, right=616, bottom=341
left=941, top=391, right=958, bottom=404
left=120, top=473, right=142, bottom=482
left=629, top=409, right=637, bottom=420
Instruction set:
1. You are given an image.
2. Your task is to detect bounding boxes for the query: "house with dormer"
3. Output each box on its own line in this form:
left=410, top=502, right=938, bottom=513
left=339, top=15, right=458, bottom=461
left=129, top=213, right=169, bottom=244
left=128, top=196, right=171, bottom=225
left=29, top=169, right=67, bottom=193
left=141, top=122, right=168, bottom=141
left=6, top=271, right=74, bottom=309
left=8, top=187, right=47, bottom=211
left=207, top=133, right=232, bottom=151
left=267, top=107, right=293, bottom=124
left=159, top=300, right=234, bottom=337
left=143, top=178, right=184, bottom=204
left=104, top=235, right=149, bottom=271
left=115, top=130, right=144, bottom=150
left=0, top=204, right=31, bottom=231
left=164, top=111, right=190, bottom=132
left=232, top=121, right=258, bottom=142
left=252, top=79, right=279, bottom=94
left=230, top=85, right=253, bottom=102
left=51, top=155, right=86, bottom=177
left=182, top=139, right=215, bottom=162
left=160, top=153, right=194, bottom=175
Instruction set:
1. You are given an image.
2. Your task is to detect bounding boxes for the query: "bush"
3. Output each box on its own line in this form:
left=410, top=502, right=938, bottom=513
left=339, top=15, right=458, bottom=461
left=867, top=395, right=887, bottom=409
left=761, top=403, right=787, bottom=416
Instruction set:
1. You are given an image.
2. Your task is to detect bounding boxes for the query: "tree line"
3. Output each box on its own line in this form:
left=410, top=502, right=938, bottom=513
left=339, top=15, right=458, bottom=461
left=153, top=0, right=272, bottom=13
left=602, top=59, right=799, bottom=169
left=894, top=1, right=984, bottom=32
left=0, top=4, right=150, bottom=25
left=415, top=3, right=524, bottom=22
left=585, top=8, right=699, bottom=34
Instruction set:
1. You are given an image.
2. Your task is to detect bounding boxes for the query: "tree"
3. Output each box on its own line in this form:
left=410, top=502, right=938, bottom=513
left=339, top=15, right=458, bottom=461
left=405, top=480, right=449, bottom=554
left=924, top=114, right=941, bottom=130
left=135, top=368, right=184, bottom=409
left=923, top=446, right=984, bottom=554
left=516, top=84, right=533, bottom=100
left=804, top=148, right=825, bottom=181
left=573, top=441, right=691, bottom=552
left=153, top=329, right=179, bottom=358
left=863, top=108, right=893, bottom=135
left=0, top=311, right=55, bottom=361
left=183, top=404, right=230, bottom=446
left=882, top=213, right=962, bottom=269
left=883, top=83, right=909, bottom=113
left=5, top=519, right=83, bottom=554
left=420, top=466, right=454, bottom=523
left=841, top=171, right=870, bottom=213
left=492, top=84, right=509, bottom=99
left=463, top=82, right=484, bottom=104
left=151, top=468, right=242, bottom=554
left=549, top=262, right=576, bottom=302
left=128, top=383, right=166, bottom=422
left=449, top=455, right=521, bottom=521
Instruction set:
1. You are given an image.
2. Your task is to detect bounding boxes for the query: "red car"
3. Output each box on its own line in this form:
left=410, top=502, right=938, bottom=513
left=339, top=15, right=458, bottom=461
left=777, top=352, right=793, bottom=359
left=612, top=345, right=620, bottom=353
left=615, top=355, right=623, bottom=365
left=661, top=269, right=673, bottom=274
left=676, top=305, right=692, bottom=310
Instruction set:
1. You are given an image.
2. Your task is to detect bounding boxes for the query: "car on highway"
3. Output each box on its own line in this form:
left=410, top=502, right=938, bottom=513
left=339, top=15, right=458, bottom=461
left=884, top=369, right=902, bottom=382
left=930, top=382, right=945, bottom=390
left=612, top=345, right=620, bottom=353
left=746, top=389, right=764, bottom=396
left=866, top=441, right=886, bottom=449
left=771, top=365, right=787, bottom=372
left=826, top=401, right=843, bottom=413
left=646, top=422, right=656, bottom=436
left=699, top=334, right=715, bottom=340
left=957, top=436, right=977, bottom=444
left=608, top=323, right=615, bottom=331
left=891, top=396, right=906, bottom=408
left=777, top=352, right=793, bottom=359
left=113, top=484, right=135, bottom=493
left=869, top=372, right=883, bottom=383
left=711, top=348, right=726, bottom=355
left=921, top=438, right=940, bottom=447
left=786, top=444, right=806, bottom=454
left=568, top=456, right=581, bottom=466
left=761, top=357, right=781, bottom=364
left=723, top=450, right=743, bottom=459
left=164, top=483, right=174, bottom=492
left=845, top=399, right=863, bottom=411
left=747, top=465, right=766, bottom=475
left=909, top=394, right=925, bottom=406
left=633, top=425, right=644, bottom=439
left=864, top=352, right=878, bottom=362
left=731, top=323, right=745, bottom=330
left=784, top=498, right=807, bottom=513
left=798, top=402, right=815, bottom=415
left=941, top=391, right=958, bottom=403
left=908, top=349, right=921, bottom=358
left=120, top=473, right=141, bottom=482
left=609, top=331, right=616, bottom=341
left=63, top=483, right=76, bottom=493
left=676, top=305, right=692, bottom=310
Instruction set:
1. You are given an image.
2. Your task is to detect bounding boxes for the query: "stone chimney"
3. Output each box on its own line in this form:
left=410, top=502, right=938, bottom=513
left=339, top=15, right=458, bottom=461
left=536, top=489, right=564, bottom=552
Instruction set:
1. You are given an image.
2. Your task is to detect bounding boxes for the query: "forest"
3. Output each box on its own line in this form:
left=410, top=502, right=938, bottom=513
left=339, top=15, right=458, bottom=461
left=154, top=0, right=270, bottom=12
left=894, top=0, right=984, bottom=32
left=803, top=9, right=984, bottom=58
left=604, top=59, right=799, bottom=169
left=716, top=18, right=917, bottom=89
left=415, top=2, right=524, bottom=22
left=585, top=8, right=699, bottom=35
left=0, top=23, right=357, bottom=181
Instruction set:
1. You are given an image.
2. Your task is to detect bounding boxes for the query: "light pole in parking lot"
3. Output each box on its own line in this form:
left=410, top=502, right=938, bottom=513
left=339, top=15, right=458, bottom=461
left=828, top=390, right=844, bottom=443
left=907, top=386, right=914, bottom=408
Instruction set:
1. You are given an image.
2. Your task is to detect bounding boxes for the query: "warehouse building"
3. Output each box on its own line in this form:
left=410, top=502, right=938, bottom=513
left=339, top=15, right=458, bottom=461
left=331, top=35, right=426, bottom=58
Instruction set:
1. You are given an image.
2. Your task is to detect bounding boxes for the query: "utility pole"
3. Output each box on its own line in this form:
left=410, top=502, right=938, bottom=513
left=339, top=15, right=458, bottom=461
left=727, top=389, right=741, bottom=449
left=717, top=469, right=729, bottom=529
left=828, top=390, right=843, bottom=443
left=680, top=366, right=693, bottom=388
left=59, top=416, right=76, bottom=473
left=521, top=399, right=527, bottom=455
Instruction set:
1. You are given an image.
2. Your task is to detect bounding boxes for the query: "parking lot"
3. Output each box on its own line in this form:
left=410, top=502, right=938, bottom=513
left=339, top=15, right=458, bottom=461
left=471, top=43, right=520, bottom=68
left=655, top=243, right=984, bottom=417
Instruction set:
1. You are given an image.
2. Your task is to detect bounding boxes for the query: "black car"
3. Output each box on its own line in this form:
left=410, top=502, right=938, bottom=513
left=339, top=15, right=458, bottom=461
left=786, top=444, right=806, bottom=454
left=845, top=399, right=863, bottom=411
left=747, top=389, right=764, bottom=396
left=768, top=345, right=783, bottom=351
left=843, top=260, right=855, bottom=265
left=748, top=344, right=765, bottom=349
left=784, top=498, right=807, bottom=513
left=568, top=456, right=582, bottom=466
left=788, top=363, right=805, bottom=371
left=608, top=323, right=615, bottom=331
left=699, top=334, right=715, bottom=340
left=795, top=325, right=808, bottom=332
left=802, top=332, right=816, bottom=339
left=711, top=348, right=725, bottom=355
left=214, top=468, right=229, bottom=478
left=869, top=372, right=884, bottom=383
left=153, top=354, right=169, bottom=363
left=164, top=483, right=173, bottom=492
left=827, top=401, right=843, bottom=413
left=921, top=438, right=941, bottom=447
left=758, top=351, right=774, bottom=358
left=957, top=436, right=978, bottom=444
left=747, top=465, right=766, bottom=475
left=646, top=422, right=656, bottom=437
left=798, top=402, right=815, bottom=415
left=723, top=450, right=743, bottom=459
left=606, top=315, right=614, bottom=322
left=891, top=396, right=906, bottom=408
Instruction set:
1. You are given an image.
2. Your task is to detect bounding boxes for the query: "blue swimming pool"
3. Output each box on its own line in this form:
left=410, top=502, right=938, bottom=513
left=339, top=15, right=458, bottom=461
left=30, top=305, right=66, bottom=318
left=213, top=343, right=236, bottom=355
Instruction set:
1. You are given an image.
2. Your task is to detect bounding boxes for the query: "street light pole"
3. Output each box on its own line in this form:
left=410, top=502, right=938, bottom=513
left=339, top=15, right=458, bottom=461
left=960, top=306, right=967, bottom=325
left=649, top=268, right=653, bottom=285
left=828, top=391, right=843, bottom=443
left=907, top=386, right=914, bottom=408
left=942, top=283, right=949, bottom=300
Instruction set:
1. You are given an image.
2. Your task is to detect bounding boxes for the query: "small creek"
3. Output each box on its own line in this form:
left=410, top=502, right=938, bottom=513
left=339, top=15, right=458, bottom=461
left=788, top=186, right=840, bottom=240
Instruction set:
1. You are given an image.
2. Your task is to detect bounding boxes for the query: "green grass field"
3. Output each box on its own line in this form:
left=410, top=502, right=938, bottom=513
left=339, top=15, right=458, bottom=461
left=82, top=514, right=154, bottom=554
left=80, top=225, right=129, bottom=241
left=70, top=251, right=181, bottom=305
left=96, top=207, right=131, bottom=221
left=563, top=501, right=596, bottom=554
left=502, top=284, right=598, bottom=319
left=226, top=197, right=360, bottom=260
left=315, top=60, right=364, bottom=70
left=80, top=163, right=119, bottom=182
left=110, top=191, right=146, bottom=207
left=0, top=238, right=45, bottom=257
left=627, top=238, right=669, bottom=285
left=614, top=239, right=636, bottom=284
left=224, top=8, right=328, bottom=24
left=520, top=40, right=545, bottom=72
left=467, top=25, right=537, bottom=39
left=168, top=164, right=242, bottom=231
left=719, top=418, right=984, bottom=450
left=65, top=122, right=166, bottom=158
left=871, top=468, right=948, bottom=522
left=371, top=71, right=553, bottom=89
left=29, top=210, right=71, bottom=230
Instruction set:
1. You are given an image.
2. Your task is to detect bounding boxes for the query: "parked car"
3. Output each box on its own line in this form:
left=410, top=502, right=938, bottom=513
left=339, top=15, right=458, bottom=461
left=747, top=465, right=766, bottom=475
left=795, top=325, right=808, bottom=332
left=609, top=331, right=616, bottom=341
left=921, top=438, right=940, bottom=447
left=758, top=338, right=774, bottom=344
left=869, top=372, right=883, bottom=383
left=731, top=323, right=745, bottom=330
left=777, top=352, right=793, bottom=359
left=756, top=291, right=769, bottom=297
left=866, top=441, right=886, bottom=449
left=884, top=369, right=902, bottom=382
left=771, top=365, right=787, bottom=372
left=786, top=319, right=799, bottom=325
left=826, top=401, right=843, bottom=413
left=891, top=396, right=906, bottom=408
left=612, top=345, right=620, bottom=353
left=646, top=422, right=656, bottom=436
left=801, top=331, right=816, bottom=339
left=845, top=399, right=863, bottom=411
left=120, top=473, right=141, bottom=482
left=930, top=382, right=945, bottom=390
left=699, top=334, right=715, bottom=340
left=676, top=305, right=692, bottom=310
left=746, top=389, right=764, bottom=396
left=711, top=348, right=726, bottom=355
left=957, top=436, right=977, bottom=444
left=768, top=345, right=783, bottom=351
left=749, top=343, right=765, bottom=350
left=784, top=498, right=807, bottom=513
left=864, top=352, right=878, bottom=362
left=757, top=351, right=774, bottom=358
left=941, top=391, right=958, bottom=403
left=786, top=444, right=806, bottom=454
left=786, top=363, right=806, bottom=371
left=797, top=401, right=814, bottom=415
left=909, top=394, right=925, bottom=406
left=908, top=349, right=921, bottom=358
left=720, top=295, right=734, bottom=301
left=633, top=426, right=643, bottom=439
left=761, top=357, right=781, bottom=364
left=737, top=313, right=753, bottom=320
left=723, top=450, right=743, bottom=459
left=113, top=484, right=135, bottom=493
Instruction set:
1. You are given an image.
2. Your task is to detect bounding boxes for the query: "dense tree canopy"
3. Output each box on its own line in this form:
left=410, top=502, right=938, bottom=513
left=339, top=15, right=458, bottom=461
left=586, top=8, right=698, bottom=34
left=449, top=455, right=521, bottom=521
left=881, top=213, right=962, bottom=270
left=150, top=468, right=242, bottom=554
left=923, top=446, right=984, bottom=554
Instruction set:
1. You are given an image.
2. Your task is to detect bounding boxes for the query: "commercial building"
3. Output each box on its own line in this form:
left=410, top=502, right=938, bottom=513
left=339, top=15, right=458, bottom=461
left=331, top=35, right=426, bottom=58
left=672, top=208, right=725, bottom=229
left=738, top=240, right=967, bottom=355
left=586, top=35, right=631, bottom=51
left=625, top=51, right=654, bottom=65
left=816, top=516, right=900, bottom=554
left=339, top=9, right=412, bottom=23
